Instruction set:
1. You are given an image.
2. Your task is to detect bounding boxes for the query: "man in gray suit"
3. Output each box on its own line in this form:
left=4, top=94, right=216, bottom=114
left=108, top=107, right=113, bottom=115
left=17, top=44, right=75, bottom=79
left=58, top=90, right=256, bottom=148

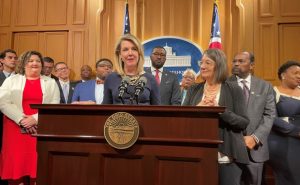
left=54, top=62, right=78, bottom=104
left=228, top=51, right=276, bottom=185
left=146, top=46, right=181, bottom=105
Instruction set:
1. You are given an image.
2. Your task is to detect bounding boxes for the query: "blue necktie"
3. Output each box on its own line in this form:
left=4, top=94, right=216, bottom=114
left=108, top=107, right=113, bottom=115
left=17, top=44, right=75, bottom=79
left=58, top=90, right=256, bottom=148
left=62, top=83, right=69, bottom=103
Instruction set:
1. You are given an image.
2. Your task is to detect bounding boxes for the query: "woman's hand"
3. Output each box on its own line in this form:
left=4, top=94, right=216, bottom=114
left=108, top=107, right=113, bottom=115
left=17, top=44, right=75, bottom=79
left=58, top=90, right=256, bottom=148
left=72, top=101, right=96, bottom=105
left=20, top=115, right=37, bottom=128
left=25, top=126, right=37, bottom=135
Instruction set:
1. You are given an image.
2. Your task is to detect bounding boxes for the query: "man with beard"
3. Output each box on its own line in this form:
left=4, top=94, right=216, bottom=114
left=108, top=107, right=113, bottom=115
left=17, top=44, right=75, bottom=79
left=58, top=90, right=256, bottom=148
left=227, top=51, right=276, bottom=185
left=145, top=46, right=181, bottom=105
left=72, top=58, right=113, bottom=104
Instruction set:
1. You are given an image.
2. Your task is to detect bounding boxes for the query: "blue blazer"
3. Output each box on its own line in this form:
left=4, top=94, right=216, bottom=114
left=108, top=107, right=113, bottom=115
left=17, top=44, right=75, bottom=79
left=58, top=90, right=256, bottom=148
left=72, top=80, right=96, bottom=102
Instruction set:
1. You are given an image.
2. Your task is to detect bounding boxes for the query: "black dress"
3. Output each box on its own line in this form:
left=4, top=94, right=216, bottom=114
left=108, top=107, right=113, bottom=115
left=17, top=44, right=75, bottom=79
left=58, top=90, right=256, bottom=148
left=268, top=87, right=300, bottom=185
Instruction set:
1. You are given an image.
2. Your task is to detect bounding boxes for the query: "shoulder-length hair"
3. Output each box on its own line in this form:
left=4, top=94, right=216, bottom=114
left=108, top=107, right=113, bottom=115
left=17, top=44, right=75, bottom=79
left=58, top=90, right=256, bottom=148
left=114, top=34, right=145, bottom=76
left=17, top=50, right=44, bottom=75
left=203, top=48, right=228, bottom=83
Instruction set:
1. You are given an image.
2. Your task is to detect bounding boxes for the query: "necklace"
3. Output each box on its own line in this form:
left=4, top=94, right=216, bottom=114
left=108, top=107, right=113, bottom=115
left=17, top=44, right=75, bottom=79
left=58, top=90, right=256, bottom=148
left=126, top=75, right=140, bottom=85
left=197, top=83, right=221, bottom=106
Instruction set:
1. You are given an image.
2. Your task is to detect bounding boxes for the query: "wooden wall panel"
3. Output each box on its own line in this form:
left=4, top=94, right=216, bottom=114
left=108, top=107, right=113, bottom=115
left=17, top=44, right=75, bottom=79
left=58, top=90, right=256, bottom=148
left=0, top=33, right=9, bottom=51
left=142, top=0, right=163, bottom=37
left=42, top=32, right=68, bottom=63
left=15, top=0, right=38, bottom=26
left=70, top=31, right=85, bottom=79
left=72, top=0, right=86, bottom=25
left=258, top=24, right=277, bottom=81
left=258, top=0, right=274, bottom=17
left=279, top=0, right=300, bottom=17
left=0, top=0, right=11, bottom=26
left=42, top=0, right=68, bottom=25
left=13, top=32, right=39, bottom=55
left=279, top=24, right=300, bottom=65
left=169, top=0, right=194, bottom=37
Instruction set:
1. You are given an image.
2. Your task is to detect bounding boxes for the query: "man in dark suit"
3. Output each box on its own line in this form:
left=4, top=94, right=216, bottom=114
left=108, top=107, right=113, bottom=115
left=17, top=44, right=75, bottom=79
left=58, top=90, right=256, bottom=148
left=72, top=59, right=112, bottom=104
left=0, top=49, right=18, bottom=185
left=0, top=49, right=18, bottom=86
left=228, top=51, right=276, bottom=185
left=146, top=46, right=181, bottom=105
left=54, top=62, right=78, bottom=104
left=42, top=57, right=58, bottom=80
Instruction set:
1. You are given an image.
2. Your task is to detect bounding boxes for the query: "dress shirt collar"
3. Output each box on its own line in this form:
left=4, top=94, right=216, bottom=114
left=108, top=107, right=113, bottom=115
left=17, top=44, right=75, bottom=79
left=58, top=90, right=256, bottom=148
left=236, top=74, right=251, bottom=89
left=151, top=66, right=163, bottom=73
left=59, top=79, right=69, bottom=86
left=3, top=70, right=15, bottom=78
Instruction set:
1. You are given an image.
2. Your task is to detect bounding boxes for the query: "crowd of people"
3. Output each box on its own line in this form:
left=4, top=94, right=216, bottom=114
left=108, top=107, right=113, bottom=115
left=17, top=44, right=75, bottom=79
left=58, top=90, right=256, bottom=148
left=0, top=33, right=299, bottom=185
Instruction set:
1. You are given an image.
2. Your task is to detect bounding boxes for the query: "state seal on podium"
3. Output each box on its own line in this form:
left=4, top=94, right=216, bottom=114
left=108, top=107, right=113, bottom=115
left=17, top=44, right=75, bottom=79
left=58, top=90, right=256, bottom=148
left=104, top=112, right=139, bottom=149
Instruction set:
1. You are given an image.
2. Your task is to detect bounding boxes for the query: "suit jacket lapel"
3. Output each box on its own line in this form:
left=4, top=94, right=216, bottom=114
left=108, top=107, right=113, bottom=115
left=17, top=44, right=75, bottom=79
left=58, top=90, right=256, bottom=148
left=91, top=80, right=96, bottom=101
left=219, top=83, right=226, bottom=106
left=248, top=76, right=259, bottom=108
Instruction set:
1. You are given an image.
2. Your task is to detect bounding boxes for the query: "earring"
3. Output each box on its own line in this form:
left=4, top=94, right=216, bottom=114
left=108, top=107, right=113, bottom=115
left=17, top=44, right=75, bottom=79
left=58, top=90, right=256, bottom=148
left=282, top=76, right=285, bottom=80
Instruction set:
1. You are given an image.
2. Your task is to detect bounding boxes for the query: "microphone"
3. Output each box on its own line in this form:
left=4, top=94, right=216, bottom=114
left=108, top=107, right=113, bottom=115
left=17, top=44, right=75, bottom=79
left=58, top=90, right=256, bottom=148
left=134, top=76, right=147, bottom=97
left=118, top=76, right=130, bottom=100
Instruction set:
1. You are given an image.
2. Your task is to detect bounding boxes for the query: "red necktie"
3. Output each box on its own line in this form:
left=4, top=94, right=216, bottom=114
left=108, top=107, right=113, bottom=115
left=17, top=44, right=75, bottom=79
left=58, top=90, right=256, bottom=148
left=155, top=69, right=160, bottom=85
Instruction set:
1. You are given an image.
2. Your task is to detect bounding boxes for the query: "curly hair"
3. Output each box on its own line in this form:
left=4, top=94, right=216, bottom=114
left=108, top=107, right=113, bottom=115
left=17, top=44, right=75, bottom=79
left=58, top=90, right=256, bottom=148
left=17, top=50, right=44, bottom=75
left=278, top=60, right=300, bottom=80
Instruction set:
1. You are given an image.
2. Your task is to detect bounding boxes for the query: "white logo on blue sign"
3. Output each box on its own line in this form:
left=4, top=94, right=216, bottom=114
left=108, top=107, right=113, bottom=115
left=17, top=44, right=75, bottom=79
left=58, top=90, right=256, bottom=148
left=143, top=36, right=203, bottom=82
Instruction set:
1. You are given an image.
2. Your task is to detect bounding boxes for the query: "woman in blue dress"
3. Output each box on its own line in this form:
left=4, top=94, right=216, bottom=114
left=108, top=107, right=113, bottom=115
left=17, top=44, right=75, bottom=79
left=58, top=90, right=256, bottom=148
left=268, top=60, right=300, bottom=185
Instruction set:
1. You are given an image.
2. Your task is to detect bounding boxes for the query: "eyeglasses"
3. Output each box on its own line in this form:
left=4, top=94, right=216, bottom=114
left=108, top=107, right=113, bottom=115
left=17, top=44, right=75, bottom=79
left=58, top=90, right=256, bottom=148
left=56, top=67, right=68, bottom=72
left=152, top=53, right=166, bottom=57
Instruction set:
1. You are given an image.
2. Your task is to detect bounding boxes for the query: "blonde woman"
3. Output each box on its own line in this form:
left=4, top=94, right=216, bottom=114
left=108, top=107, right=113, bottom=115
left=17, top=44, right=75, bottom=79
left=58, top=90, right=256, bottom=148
left=102, top=34, right=160, bottom=105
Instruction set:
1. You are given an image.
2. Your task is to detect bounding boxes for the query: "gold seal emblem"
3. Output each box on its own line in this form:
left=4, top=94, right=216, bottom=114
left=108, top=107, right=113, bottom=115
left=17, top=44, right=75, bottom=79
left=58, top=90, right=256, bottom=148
left=104, top=112, right=139, bottom=149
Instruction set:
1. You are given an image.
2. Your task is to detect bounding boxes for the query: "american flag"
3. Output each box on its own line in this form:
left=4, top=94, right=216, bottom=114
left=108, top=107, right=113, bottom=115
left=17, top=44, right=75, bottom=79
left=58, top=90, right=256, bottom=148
left=123, top=2, right=131, bottom=34
left=208, top=2, right=222, bottom=49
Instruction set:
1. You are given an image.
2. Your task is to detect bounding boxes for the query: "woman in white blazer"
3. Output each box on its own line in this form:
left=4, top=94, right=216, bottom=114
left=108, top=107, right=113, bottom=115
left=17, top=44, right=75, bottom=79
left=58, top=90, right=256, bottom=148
left=0, top=50, right=60, bottom=185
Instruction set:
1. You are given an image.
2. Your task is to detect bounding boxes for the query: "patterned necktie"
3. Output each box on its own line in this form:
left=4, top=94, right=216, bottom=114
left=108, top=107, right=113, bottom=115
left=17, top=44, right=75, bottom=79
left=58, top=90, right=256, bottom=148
left=155, top=69, right=160, bottom=85
left=62, top=83, right=69, bottom=103
left=241, top=80, right=250, bottom=103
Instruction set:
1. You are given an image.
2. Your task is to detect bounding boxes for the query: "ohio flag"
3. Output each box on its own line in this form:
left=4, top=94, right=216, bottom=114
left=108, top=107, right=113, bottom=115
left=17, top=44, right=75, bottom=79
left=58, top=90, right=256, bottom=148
left=208, top=2, right=222, bottom=49
left=123, top=2, right=131, bottom=34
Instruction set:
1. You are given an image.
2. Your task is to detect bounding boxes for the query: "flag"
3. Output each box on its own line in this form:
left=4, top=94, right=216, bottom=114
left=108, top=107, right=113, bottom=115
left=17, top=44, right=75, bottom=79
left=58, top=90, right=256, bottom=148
left=123, top=1, right=131, bottom=34
left=208, top=1, right=222, bottom=49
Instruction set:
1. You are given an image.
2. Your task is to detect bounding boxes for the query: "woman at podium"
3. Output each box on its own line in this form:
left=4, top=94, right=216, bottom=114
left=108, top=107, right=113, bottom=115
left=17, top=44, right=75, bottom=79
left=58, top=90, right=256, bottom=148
left=0, top=51, right=60, bottom=185
left=182, top=48, right=249, bottom=185
left=102, top=34, right=160, bottom=105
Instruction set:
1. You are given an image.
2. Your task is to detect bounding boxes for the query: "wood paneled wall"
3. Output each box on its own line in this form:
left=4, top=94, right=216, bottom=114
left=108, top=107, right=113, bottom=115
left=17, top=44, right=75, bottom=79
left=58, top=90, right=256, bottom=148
left=0, top=0, right=300, bottom=82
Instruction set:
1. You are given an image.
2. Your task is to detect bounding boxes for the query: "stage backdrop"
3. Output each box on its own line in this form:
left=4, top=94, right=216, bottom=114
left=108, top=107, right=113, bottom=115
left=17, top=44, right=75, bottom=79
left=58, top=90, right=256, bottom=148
left=143, top=36, right=203, bottom=82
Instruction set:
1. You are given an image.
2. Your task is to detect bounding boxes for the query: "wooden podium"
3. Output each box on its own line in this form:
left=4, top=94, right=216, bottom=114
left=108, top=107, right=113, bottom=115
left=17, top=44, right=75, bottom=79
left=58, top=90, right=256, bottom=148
left=32, top=104, right=224, bottom=185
